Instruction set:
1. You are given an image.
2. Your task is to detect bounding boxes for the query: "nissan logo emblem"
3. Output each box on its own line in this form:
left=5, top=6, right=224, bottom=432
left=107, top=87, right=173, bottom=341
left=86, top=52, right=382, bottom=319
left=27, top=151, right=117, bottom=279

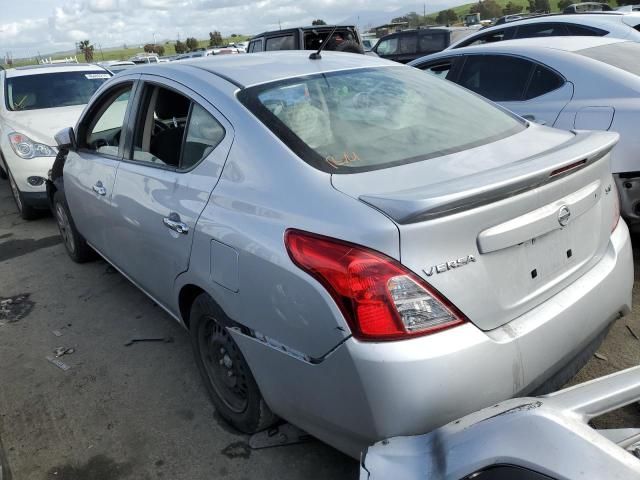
left=558, top=205, right=571, bottom=227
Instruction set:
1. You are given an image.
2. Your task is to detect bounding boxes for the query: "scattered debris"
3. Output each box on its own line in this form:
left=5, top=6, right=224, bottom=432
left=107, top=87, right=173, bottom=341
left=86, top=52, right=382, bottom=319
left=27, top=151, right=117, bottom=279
left=46, top=356, right=71, bottom=371
left=627, top=325, right=640, bottom=341
left=249, top=423, right=312, bottom=450
left=0, top=294, right=34, bottom=323
left=52, top=330, right=63, bottom=337
left=53, top=347, right=75, bottom=358
left=124, top=337, right=174, bottom=347
left=594, top=352, right=608, bottom=361
left=221, top=441, right=251, bottom=459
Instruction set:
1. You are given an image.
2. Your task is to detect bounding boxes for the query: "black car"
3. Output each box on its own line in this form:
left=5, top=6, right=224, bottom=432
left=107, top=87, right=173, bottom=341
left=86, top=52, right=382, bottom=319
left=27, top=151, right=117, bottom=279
left=247, top=25, right=364, bottom=54
left=371, top=27, right=477, bottom=63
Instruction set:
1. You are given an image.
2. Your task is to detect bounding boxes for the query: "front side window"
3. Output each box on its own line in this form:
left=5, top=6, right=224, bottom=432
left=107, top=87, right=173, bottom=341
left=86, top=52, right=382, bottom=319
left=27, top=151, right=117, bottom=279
left=420, top=60, right=455, bottom=79
left=131, top=85, right=224, bottom=170
left=265, top=35, right=295, bottom=51
left=376, top=37, right=398, bottom=55
left=84, top=84, right=132, bottom=156
left=457, top=55, right=533, bottom=101
left=5, top=71, right=110, bottom=111
left=238, top=66, right=525, bottom=173
left=461, top=29, right=508, bottom=47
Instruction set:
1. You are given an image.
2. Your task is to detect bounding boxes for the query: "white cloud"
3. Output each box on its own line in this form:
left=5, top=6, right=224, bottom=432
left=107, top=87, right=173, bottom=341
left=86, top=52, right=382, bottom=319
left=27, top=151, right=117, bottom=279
left=1, top=0, right=465, bottom=57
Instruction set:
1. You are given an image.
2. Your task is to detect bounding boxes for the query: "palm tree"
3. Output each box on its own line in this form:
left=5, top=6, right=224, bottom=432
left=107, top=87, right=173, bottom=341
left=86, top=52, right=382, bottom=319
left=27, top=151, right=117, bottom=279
left=79, top=40, right=94, bottom=62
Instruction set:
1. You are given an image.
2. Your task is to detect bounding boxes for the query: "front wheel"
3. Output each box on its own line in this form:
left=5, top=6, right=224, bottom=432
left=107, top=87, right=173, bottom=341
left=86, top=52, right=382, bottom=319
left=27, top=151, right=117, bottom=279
left=53, top=191, right=94, bottom=263
left=8, top=169, right=38, bottom=220
left=190, top=294, right=277, bottom=433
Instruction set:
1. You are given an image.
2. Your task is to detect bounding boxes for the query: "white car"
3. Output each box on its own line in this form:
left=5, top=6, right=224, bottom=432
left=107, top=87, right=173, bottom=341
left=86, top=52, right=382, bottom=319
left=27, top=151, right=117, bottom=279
left=447, top=12, right=640, bottom=49
left=0, top=64, right=111, bottom=219
left=410, top=36, right=640, bottom=229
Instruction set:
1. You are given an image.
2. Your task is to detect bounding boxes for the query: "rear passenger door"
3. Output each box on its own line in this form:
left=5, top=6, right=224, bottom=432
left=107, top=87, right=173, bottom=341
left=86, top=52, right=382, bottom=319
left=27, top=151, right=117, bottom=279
left=454, top=54, right=573, bottom=126
left=106, top=76, right=233, bottom=311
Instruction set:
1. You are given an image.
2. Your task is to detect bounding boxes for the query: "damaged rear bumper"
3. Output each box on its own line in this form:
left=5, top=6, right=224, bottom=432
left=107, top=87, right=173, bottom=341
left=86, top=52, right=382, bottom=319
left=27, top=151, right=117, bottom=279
left=361, top=365, right=640, bottom=479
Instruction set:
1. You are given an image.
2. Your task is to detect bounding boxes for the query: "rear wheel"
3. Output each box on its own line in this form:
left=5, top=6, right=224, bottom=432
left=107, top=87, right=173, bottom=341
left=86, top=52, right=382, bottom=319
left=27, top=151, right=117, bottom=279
left=53, top=190, right=94, bottom=263
left=8, top=169, right=38, bottom=220
left=190, top=294, right=276, bottom=433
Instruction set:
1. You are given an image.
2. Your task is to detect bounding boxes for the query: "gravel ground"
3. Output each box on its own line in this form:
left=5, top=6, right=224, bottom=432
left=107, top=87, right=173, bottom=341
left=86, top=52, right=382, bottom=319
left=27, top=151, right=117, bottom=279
left=0, top=178, right=639, bottom=480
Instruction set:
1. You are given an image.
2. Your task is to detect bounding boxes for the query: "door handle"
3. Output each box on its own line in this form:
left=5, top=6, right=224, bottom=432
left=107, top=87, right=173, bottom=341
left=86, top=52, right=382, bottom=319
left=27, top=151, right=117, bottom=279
left=522, top=114, right=547, bottom=126
left=92, top=181, right=106, bottom=196
left=163, top=213, right=189, bottom=235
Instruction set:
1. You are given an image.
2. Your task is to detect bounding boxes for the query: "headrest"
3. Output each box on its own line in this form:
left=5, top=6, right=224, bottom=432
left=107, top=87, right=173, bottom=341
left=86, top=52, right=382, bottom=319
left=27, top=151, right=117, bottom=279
left=155, top=88, right=190, bottom=120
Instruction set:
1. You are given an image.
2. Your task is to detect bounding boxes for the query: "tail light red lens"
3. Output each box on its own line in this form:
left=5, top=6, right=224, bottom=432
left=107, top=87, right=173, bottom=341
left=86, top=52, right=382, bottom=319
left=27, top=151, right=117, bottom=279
left=284, top=229, right=467, bottom=341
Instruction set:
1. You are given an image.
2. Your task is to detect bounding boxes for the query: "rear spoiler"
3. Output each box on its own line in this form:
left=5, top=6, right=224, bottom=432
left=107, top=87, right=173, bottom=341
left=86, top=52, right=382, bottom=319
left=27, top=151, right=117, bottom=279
left=360, top=130, right=618, bottom=224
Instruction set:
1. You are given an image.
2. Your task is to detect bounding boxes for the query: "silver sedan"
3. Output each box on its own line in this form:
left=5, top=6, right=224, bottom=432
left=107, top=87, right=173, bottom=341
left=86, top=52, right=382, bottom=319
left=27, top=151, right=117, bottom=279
left=411, top=36, right=640, bottom=229
left=48, top=51, right=632, bottom=458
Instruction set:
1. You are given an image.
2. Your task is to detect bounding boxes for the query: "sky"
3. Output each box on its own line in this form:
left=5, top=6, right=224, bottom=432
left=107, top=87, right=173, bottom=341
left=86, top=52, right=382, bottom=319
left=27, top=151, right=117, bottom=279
left=0, top=0, right=440, bottom=57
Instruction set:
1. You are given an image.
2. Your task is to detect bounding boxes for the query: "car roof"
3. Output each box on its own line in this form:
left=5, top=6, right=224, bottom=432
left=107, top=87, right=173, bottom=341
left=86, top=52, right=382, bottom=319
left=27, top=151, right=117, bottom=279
left=251, top=25, right=357, bottom=38
left=5, top=63, right=107, bottom=78
left=450, top=35, right=626, bottom=53
left=129, top=51, right=393, bottom=88
left=469, top=11, right=640, bottom=32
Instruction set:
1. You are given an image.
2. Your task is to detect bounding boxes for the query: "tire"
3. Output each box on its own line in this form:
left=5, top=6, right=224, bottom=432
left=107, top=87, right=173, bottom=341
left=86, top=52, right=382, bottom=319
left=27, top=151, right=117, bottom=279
left=7, top=168, right=39, bottom=220
left=335, top=40, right=364, bottom=54
left=0, top=154, right=7, bottom=180
left=53, top=190, right=94, bottom=263
left=190, top=293, right=277, bottom=433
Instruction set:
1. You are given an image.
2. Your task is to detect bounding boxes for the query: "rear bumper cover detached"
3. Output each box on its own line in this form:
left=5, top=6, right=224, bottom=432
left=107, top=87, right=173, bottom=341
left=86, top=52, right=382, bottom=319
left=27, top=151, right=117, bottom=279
left=231, top=220, right=633, bottom=458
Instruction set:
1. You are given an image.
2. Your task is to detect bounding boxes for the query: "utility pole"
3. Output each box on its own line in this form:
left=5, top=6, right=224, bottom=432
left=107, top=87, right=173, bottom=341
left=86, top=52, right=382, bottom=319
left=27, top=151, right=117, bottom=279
left=279, top=19, right=282, bottom=30
left=98, top=43, right=104, bottom=61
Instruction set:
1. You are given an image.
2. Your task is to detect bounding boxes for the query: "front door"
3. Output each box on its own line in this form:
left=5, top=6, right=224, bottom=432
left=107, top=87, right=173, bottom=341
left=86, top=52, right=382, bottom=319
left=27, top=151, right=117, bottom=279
left=64, top=79, right=137, bottom=256
left=106, top=78, right=233, bottom=311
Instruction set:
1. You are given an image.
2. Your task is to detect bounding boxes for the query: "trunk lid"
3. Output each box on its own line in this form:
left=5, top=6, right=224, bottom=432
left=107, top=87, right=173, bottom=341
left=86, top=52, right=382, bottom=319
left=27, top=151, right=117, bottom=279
left=332, top=127, right=619, bottom=331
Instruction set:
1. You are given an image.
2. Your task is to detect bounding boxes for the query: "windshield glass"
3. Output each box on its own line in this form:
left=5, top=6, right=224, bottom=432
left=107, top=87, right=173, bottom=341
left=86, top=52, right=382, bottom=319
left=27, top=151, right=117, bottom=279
left=578, top=42, right=640, bottom=76
left=5, top=71, right=110, bottom=111
left=238, top=66, right=525, bottom=173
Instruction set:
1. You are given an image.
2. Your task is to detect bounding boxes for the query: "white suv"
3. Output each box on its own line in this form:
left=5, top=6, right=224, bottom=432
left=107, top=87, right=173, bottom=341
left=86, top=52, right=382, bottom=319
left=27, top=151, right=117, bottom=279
left=0, top=63, right=111, bottom=219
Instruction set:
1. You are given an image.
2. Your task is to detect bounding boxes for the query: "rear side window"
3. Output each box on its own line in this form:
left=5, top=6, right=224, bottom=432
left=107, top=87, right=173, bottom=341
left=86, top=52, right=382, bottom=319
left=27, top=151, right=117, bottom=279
left=419, top=32, right=447, bottom=52
left=525, top=65, right=564, bottom=100
left=457, top=55, right=533, bottom=101
left=566, top=24, right=608, bottom=36
left=515, top=23, right=568, bottom=38
left=399, top=33, right=418, bottom=54
left=130, top=85, right=224, bottom=170
left=238, top=66, right=525, bottom=173
left=265, top=35, right=295, bottom=51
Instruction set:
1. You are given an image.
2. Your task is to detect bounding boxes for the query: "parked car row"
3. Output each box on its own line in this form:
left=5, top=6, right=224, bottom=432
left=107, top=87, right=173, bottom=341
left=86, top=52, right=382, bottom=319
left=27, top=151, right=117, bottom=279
left=0, top=11, right=637, bottom=474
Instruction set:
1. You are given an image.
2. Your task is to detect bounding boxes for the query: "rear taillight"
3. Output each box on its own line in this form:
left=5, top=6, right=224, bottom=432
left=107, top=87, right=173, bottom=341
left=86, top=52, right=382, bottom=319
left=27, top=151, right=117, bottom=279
left=611, top=182, right=621, bottom=233
left=284, top=230, right=466, bottom=341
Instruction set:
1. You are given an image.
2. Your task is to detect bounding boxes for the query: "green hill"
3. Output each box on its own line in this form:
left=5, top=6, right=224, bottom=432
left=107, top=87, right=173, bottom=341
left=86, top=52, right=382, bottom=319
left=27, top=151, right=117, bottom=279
left=443, top=0, right=619, bottom=19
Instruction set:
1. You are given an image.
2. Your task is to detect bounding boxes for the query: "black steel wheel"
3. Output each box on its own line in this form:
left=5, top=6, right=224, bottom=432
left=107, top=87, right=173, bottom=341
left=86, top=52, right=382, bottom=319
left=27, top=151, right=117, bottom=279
left=190, top=293, right=276, bottom=433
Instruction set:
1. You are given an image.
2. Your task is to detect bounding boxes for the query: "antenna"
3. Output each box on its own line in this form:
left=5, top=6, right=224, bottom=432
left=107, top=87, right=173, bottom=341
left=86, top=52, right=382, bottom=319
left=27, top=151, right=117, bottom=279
left=309, top=25, right=338, bottom=60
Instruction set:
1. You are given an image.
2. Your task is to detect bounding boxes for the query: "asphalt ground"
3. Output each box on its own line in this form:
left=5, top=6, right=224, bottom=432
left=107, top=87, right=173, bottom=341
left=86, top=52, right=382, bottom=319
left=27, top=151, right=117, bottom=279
left=0, top=178, right=639, bottom=479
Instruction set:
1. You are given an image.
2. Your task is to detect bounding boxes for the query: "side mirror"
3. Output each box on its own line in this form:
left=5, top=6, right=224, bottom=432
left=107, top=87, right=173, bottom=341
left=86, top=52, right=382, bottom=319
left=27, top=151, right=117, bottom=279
left=54, top=127, right=76, bottom=151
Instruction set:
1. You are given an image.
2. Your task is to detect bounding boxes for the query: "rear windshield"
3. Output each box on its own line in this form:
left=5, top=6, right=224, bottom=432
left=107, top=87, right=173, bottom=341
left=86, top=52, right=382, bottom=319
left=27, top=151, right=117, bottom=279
left=577, top=42, right=640, bottom=76
left=238, top=66, right=525, bottom=173
left=5, top=71, right=110, bottom=111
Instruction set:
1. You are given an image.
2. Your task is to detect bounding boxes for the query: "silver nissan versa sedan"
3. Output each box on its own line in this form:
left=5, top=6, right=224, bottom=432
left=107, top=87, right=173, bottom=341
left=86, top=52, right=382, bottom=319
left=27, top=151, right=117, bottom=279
left=47, top=51, right=633, bottom=458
